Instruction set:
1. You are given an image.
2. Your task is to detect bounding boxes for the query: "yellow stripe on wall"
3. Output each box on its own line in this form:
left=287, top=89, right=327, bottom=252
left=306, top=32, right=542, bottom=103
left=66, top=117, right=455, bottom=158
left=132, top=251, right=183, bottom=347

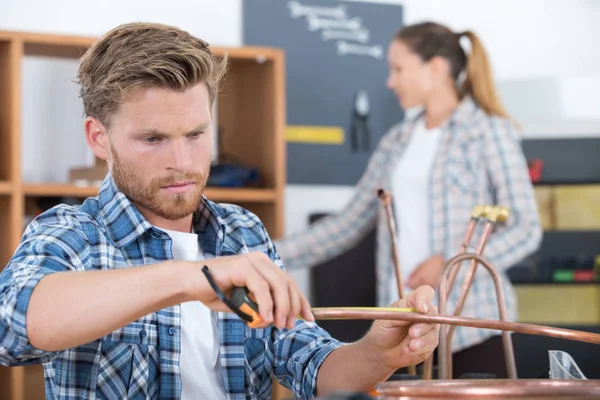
left=285, top=125, right=344, bottom=144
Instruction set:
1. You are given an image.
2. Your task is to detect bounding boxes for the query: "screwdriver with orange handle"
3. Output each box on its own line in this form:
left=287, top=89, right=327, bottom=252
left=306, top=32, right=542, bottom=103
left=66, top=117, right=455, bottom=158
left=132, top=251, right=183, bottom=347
left=230, top=287, right=417, bottom=327
left=202, top=265, right=417, bottom=328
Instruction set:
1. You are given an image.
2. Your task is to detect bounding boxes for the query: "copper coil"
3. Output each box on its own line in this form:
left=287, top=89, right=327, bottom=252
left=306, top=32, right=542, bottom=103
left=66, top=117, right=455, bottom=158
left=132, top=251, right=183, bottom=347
left=374, top=379, right=600, bottom=399
left=310, top=308, right=600, bottom=345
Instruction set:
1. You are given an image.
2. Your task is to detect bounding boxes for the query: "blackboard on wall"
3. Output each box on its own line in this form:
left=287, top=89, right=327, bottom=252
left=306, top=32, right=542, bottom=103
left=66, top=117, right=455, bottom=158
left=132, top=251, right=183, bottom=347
left=243, top=0, right=404, bottom=185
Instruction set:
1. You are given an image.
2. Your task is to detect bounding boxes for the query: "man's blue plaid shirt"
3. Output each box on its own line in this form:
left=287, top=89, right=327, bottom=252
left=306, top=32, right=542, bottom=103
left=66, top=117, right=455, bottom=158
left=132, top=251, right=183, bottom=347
left=0, top=174, right=343, bottom=399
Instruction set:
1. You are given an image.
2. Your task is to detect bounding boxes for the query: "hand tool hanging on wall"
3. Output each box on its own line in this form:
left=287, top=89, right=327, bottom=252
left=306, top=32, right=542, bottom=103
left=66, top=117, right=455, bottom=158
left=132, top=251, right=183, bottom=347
left=350, top=90, right=371, bottom=152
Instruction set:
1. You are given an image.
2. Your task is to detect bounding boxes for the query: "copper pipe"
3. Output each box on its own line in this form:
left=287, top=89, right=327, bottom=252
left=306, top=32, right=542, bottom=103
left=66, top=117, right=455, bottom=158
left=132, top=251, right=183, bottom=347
left=444, top=213, right=483, bottom=294
left=421, top=351, right=434, bottom=381
left=375, top=379, right=600, bottom=399
left=377, top=189, right=405, bottom=300
left=423, top=207, right=485, bottom=380
left=309, top=308, right=600, bottom=345
left=423, top=214, right=481, bottom=380
left=444, top=221, right=495, bottom=377
left=378, top=188, right=417, bottom=375
left=448, top=206, right=509, bottom=321
left=439, top=253, right=517, bottom=380
left=445, top=220, right=494, bottom=318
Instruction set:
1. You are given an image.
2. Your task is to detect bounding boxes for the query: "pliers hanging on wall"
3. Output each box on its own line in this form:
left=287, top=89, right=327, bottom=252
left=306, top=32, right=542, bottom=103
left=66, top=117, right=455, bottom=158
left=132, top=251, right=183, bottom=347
left=351, top=89, right=371, bottom=152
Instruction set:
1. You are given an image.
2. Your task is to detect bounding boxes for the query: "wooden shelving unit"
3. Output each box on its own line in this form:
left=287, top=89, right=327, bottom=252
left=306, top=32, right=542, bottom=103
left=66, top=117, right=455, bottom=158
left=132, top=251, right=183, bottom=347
left=0, top=181, right=11, bottom=194
left=22, top=183, right=278, bottom=203
left=0, top=29, right=288, bottom=400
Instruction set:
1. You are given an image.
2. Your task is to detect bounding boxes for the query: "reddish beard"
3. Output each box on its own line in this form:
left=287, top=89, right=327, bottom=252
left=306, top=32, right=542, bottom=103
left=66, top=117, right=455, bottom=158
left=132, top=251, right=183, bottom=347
left=110, top=146, right=209, bottom=220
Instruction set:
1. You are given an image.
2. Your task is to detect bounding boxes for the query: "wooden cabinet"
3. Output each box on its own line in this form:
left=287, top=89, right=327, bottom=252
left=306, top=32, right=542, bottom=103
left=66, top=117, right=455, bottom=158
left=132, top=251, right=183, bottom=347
left=0, top=29, right=288, bottom=400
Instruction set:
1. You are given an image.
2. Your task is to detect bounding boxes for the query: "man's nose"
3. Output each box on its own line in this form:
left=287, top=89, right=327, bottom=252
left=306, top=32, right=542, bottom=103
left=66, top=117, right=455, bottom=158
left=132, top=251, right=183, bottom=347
left=169, top=139, right=193, bottom=170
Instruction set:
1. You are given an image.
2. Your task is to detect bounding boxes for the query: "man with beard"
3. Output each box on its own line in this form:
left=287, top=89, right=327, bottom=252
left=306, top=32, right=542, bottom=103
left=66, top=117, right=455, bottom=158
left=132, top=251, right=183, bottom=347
left=0, top=22, right=439, bottom=400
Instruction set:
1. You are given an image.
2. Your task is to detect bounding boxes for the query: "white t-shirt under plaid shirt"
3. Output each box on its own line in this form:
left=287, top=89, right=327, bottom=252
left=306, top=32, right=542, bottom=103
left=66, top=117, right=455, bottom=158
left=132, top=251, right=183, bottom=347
left=390, top=118, right=443, bottom=299
left=159, top=227, right=227, bottom=400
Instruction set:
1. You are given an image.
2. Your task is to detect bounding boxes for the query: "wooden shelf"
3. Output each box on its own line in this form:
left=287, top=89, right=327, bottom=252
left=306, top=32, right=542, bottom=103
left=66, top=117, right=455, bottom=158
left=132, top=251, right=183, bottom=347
left=205, top=187, right=277, bottom=203
left=23, top=183, right=277, bottom=203
left=0, top=181, right=11, bottom=194
left=0, top=28, right=287, bottom=400
left=23, top=183, right=99, bottom=197
left=0, top=29, right=280, bottom=62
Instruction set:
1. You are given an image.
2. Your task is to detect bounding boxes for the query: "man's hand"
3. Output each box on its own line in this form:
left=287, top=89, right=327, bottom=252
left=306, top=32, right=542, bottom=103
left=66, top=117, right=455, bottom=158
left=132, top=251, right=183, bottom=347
left=363, top=285, right=439, bottom=370
left=406, top=254, right=445, bottom=290
left=190, top=252, right=314, bottom=330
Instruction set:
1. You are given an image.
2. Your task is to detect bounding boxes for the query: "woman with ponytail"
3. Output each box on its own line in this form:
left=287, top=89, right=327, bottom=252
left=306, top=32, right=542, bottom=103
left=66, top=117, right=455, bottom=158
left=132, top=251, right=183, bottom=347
left=276, top=22, right=542, bottom=377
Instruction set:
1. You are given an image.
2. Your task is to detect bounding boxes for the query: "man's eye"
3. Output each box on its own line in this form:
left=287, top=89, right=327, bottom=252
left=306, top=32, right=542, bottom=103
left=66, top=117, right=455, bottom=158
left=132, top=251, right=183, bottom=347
left=145, top=136, right=162, bottom=143
left=189, top=131, right=204, bottom=138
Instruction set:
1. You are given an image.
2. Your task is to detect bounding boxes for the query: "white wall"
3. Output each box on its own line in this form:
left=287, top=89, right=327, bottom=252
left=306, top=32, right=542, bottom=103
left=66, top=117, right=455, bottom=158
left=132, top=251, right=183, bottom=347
left=399, top=0, right=600, bottom=137
left=1, top=0, right=241, bottom=183
left=2, top=0, right=599, bottom=298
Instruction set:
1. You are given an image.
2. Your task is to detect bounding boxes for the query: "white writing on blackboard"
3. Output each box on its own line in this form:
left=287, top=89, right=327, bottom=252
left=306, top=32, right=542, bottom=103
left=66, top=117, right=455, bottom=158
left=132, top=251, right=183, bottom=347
left=288, top=1, right=347, bottom=20
left=322, top=28, right=370, bottom=44
left=338, top=41, right=384, bottom=59
left=287, top=0, right=383, bottom=60
left=307, top=16, right=362, bottom=32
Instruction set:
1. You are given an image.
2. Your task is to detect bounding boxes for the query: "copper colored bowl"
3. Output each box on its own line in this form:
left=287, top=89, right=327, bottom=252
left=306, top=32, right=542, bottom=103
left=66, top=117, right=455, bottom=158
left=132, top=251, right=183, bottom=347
left=375, top=379, right=600, bottom=399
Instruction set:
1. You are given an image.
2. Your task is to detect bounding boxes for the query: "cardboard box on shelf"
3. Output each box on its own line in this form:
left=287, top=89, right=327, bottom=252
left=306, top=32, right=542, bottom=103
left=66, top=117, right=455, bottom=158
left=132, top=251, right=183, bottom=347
left=68, top=163, right=108, bottom=187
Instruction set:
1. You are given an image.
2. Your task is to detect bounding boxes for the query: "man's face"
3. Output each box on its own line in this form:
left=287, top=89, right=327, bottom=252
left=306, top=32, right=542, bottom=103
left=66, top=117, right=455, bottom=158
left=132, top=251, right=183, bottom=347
left=104, top=83, right=213, bottom=222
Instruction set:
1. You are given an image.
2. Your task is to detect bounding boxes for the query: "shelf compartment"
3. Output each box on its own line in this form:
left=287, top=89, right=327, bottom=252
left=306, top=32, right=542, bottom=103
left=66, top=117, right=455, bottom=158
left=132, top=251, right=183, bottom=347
left=0, top=181, right=11, bottom=194
left=23, top=183, right=276, bottom=203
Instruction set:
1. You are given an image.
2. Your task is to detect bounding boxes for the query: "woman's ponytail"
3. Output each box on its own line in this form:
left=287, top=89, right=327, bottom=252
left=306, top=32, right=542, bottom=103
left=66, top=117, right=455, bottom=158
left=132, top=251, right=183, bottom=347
left=458, top=30, right=510, bottom=119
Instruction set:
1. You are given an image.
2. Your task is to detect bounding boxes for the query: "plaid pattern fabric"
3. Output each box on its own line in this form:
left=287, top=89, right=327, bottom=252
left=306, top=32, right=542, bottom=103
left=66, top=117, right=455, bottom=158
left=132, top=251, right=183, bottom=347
left=0, top=174, right=343, bottom=399
left=276, top=96, right=543, bottom=352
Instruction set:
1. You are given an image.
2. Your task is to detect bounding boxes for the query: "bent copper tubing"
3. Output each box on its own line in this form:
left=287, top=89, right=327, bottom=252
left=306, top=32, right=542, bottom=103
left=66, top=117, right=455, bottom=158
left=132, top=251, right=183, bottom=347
left=443, top=221, right=495, bottom=375
left=422, top=207, right=485, bottom=380
left=439, top=253, right=517, bottom=380
left=443, top=208, right=485, bottom=294
left=447, top=206, right=509, bottom=331
left=309, top=308, right=600, bottom=345
left=443, top=220, right=494, bottom=311
left=378, top=188, right=417, bottom=375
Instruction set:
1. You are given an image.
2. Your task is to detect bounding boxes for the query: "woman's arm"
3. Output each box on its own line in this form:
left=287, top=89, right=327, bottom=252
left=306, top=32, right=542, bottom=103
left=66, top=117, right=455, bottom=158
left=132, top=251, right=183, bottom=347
left=476, top=118, right=543, bottom=270
left=275, top=125, right=402, bottom=269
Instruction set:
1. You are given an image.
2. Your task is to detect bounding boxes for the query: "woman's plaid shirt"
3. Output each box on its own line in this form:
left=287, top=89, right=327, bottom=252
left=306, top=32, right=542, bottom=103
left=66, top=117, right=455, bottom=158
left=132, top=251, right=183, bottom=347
left=276, top=96, right=543, bottom=352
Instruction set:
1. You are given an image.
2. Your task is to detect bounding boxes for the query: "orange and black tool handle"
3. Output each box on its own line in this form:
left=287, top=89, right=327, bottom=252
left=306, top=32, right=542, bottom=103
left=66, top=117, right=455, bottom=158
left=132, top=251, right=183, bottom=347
left=201, top=265, right=263, bottom=328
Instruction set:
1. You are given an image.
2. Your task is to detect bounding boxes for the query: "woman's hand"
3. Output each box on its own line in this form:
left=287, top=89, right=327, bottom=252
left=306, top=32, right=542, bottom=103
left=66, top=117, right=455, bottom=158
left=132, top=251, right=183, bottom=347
left=406, top=254, right=445, bottom=290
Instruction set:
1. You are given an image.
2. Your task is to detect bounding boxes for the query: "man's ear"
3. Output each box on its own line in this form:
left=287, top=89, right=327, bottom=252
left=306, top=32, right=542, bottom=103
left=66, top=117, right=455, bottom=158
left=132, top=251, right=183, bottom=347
left=84, top=117, right=110, bottom=161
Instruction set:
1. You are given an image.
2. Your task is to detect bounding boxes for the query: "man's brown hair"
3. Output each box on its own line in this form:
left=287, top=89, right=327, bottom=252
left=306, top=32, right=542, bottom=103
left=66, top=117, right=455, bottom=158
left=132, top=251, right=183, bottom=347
left=76, top=22, right=228, bottom=127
